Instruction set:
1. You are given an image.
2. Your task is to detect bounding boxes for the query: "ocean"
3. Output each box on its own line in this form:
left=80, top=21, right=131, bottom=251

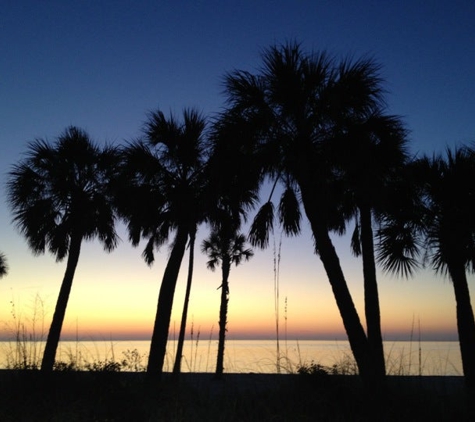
left=0, top=339, right=463, bottom=375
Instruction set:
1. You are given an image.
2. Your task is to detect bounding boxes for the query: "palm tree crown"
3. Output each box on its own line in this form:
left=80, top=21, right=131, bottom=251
left=202, top=231, right=253, bottom=272
left=421, top=147, right=475, bottom=273
left=118, top=108, right=209, bottom=264
left=8, top=126, right=118, bottom=260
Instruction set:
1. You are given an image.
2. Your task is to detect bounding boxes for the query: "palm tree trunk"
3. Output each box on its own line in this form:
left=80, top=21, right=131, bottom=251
left=298, top=183, right=373, bottom=383
left=448, top=262, right=475, bottom=394
left=359, top=204, right=386, bottom=381
left=147, top=226, right=189, bottom=376
left=173, top=229, right=196, bottom=375
left=311, top=224, right=373, bottom=378
left=41, top=234, right=82, bottom=371
left=215, top=258, right=231, bottom=378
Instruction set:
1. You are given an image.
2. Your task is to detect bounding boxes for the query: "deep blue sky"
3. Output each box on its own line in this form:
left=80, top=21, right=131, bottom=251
left=1, top=1, right=474, bottom=341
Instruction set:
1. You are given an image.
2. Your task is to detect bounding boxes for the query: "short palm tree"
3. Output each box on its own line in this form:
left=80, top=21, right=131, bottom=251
left=7, top=126, right=119, bottom=371
left=0, top=252, right=7, bottom=278
left=170, top=111, right=260, bottom=376
left=202, top=227, right=253, bottom=378
left=117, top=108, right=210, bottom=376
left=222, top=42, right=389, bottom=385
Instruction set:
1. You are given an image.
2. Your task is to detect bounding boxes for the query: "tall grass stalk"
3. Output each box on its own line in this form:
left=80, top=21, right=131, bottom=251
left=3, top=294, right=47, bottom=369
left=418, top=317, right=422, bottom=376
left=408, top=314, right=415, bottom=375
left=194, top=327, right=201, bottom=372
left=205, top=325, right=214, bottom=372
left=273, top=233, right=282, bottom=373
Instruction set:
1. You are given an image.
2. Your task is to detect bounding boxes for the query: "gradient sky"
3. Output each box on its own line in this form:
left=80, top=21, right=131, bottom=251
left=1, top=1, right=474, bottom=343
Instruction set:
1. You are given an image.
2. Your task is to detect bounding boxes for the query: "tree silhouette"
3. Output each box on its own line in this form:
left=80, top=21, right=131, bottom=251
left=379, top=146, right=475, bottom=394
left=221, top=41, right=392, bottom=385
left=117, top=108, right=209, bottom=376
left=202, top=227, right=253, bottom=378
left=329, top=113, right=409, bottom=380
left=7, top=126, right=119, bottom=371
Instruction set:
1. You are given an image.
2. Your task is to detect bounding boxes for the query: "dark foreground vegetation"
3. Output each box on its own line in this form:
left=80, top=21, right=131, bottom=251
left=0, top=370, right=469, bottom=422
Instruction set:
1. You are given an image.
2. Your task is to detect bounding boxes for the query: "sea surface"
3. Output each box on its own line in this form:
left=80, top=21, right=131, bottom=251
left=0, top=339, right=463, bottom=375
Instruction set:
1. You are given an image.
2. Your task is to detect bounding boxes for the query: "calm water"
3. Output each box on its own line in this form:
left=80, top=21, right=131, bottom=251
left=0, top=339, right=463, bottom=375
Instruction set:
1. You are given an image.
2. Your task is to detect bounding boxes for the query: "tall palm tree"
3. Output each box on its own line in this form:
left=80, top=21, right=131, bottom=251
left=117, top=108, right=210, bottom=376
left=202, top=227, right=253, bottom=378
left=379, top=146, right=475, bottom=393
left=0, top=252, right=7, bottom=278
left=221, top=42, right=390, bottom=385
left=7, top=126, right=119, bottom=371
left=329, top=113, right=409, bottom=379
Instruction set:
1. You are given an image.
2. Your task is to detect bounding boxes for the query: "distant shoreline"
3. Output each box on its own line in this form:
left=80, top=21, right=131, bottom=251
left=0, top=337, right=461, bottom=342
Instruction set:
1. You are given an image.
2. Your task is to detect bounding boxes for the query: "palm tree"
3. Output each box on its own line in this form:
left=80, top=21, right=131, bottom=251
left=0, top=252, right=7, bottom=278
left=117, top=108, right=209, bottom=376
left=221, top=42, right=391, bottom=385
left=379, top=146, right=475, bottom=393
left=202, top=227, right=253, bottom=378
left=169, top=109, right=260, bottom=379
left=7, top=126, right=119, bottom=371
left=329, top=113, right=409, bottom=379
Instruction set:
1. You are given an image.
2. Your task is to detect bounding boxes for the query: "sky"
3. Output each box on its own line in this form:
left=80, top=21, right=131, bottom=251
left=1, top=0, right=475, bottom=344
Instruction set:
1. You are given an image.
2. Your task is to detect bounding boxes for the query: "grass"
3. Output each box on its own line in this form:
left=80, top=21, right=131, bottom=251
left=1, top=294, right=47, bottom=369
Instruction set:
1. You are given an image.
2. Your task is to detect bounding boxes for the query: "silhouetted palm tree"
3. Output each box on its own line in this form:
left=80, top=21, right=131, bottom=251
left=173, top=112, right=260, bottom=373
left=329, top=113, right=409, bottom=379
left=117, top=108, right=209, bottom=376
left=202, top=227, right=253, bottom=378
left=379, top=146, right=475, bottom=393
left=0, top=252, right=7, bottom=278
left=7, top=126, right=119, bottom=371
left=222, top=41, right=390, bottom=385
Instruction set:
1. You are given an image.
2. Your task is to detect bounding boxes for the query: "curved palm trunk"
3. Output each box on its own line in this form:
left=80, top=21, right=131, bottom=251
left=41, top=234, right=82, bottom=371
left=215, top=257, right=231, bottom=378
left=173, top=229, right=196, bottom=375
left=359, top=204, right=386, bottom=380
left=448, top=262, right=475, bottom=394
left=298, top=183, right=374, bottom=384
left=147, top=226, right=189, bottom=376
left=311, top=224, right=373, bottom=379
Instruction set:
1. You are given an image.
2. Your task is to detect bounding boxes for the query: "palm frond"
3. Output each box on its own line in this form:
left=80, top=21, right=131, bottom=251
left=278, top=187, right=301, bottom=236
left=6, top=126, right=119, bottom=260
left=376, top=222, right=421, bottom=278
left=0, top=252, right=8, bottom=278
left=351, top=222, right=362, bottom=257
left=249, top=201, right=274, bottom=248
